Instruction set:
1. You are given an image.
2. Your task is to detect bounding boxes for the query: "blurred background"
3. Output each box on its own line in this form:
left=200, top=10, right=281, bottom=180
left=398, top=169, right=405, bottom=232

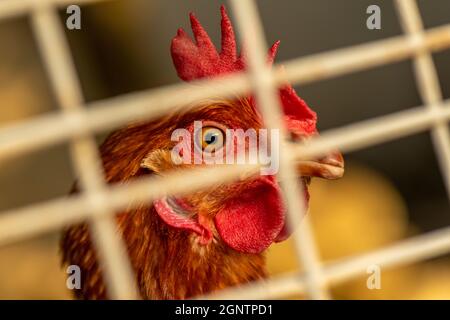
left=0, top=0, right=449, bottom=299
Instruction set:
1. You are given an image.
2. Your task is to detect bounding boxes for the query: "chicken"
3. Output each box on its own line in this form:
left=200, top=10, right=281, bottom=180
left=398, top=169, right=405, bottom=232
left=61, top=5, right=344, bottom=300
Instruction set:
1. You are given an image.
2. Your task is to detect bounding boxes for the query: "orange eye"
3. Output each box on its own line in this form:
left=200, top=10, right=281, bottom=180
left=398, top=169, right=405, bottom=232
left=199, top=126, right=225, bottom=151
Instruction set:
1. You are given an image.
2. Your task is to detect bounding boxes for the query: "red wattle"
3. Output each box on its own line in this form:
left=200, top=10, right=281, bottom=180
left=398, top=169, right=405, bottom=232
left=214, top=177, right=285, bottom=254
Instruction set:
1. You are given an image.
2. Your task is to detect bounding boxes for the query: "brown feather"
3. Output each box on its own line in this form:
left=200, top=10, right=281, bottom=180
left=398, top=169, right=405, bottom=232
left=61, top=97, right=269, bottom=299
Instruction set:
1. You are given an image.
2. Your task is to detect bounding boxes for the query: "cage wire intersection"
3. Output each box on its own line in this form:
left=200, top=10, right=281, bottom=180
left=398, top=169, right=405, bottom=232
left=0, top=0, right=449, bottom=300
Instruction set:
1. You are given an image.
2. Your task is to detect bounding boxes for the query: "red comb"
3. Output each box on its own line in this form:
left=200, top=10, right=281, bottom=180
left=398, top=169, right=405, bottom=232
left=171, top=5, right=317, bottom=135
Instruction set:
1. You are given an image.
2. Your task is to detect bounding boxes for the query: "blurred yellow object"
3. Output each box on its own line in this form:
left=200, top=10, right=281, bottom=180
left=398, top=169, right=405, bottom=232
left=267, top=162, right=450, bottom=299
left=0, top=236, right=71, bottom=299
left=267, top=162, right=410, bottom=273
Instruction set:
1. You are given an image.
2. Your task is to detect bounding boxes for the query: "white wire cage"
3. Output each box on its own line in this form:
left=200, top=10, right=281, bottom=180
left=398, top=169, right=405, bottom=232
left=0, top=0, right=449, bottom=300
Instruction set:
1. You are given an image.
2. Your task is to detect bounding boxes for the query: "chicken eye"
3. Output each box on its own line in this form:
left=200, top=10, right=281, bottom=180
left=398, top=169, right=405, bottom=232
left=199, top=127, right=224, bottom=151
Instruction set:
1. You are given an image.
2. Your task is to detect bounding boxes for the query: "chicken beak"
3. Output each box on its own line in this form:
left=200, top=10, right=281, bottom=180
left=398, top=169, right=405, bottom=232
left=296, top=151, right=344, bottom=180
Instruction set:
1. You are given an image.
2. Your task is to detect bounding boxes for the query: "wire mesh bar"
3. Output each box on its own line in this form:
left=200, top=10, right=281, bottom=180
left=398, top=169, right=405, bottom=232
left=1, top=105, right=450, bottom=243
left=1, top=100, right=449, bottom=248
left=6, top=110, right=450, bottom=242
left=0, top=164, right=258, bottom=247
left=228, top=0, right=329, bottom=299
left=394, top=0, right=450, bottom=198
left=30, top=2, right=138, bottom=299
left=283, top=23, right=450, bottom=86
left=294, top=101, right=450, bottom=160
left=0, top=0, right=32, bottom=19
left=0, top=101, right=450, bottom=249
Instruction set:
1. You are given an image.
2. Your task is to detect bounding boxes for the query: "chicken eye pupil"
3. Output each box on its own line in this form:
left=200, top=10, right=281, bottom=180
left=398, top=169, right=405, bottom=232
left=204, top=132, right=218, bottom=144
